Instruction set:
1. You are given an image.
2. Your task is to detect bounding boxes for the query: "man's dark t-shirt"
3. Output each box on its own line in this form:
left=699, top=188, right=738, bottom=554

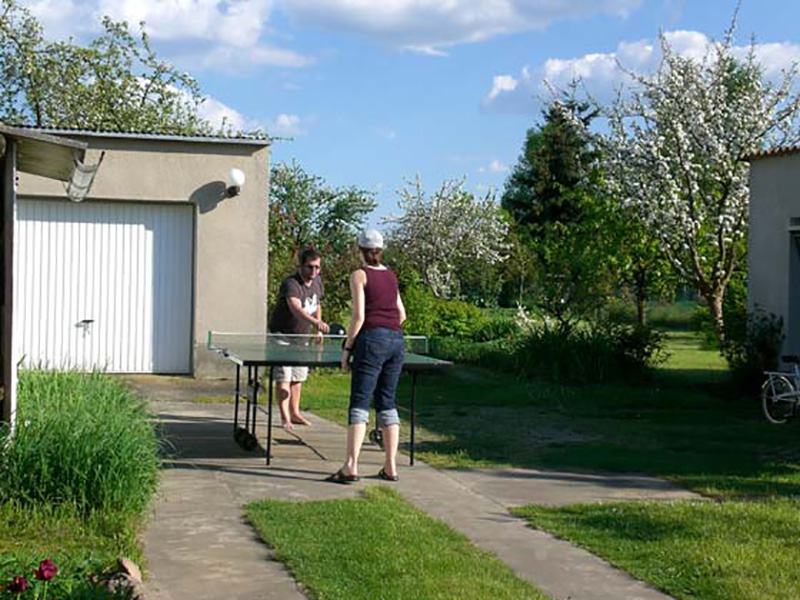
left=269, top=273, right=324, bottom=334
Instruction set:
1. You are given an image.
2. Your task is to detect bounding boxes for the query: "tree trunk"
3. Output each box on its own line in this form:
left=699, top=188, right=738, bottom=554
left=636, top=293, right=647, bottom=327
left=633, top=264, right=648, bottom=327
left=707, top=289, right=726, bottom=344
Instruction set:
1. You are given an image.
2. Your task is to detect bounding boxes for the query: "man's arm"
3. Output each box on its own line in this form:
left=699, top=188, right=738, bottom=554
left=287, top=297, right=329, bottom=333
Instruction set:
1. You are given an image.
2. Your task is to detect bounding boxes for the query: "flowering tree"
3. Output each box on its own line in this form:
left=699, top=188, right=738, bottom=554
left=384, top=177, right=509, bottom=298
left=605, top=26, right=800, bottom=339
left=0, top=0, right=210, bottom=134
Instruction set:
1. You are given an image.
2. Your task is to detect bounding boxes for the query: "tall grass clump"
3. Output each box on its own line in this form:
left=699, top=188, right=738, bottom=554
left=0, top=371, right=159, bottom=517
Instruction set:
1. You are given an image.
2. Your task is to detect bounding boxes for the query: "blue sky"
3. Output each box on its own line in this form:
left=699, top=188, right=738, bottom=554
left=22, top=0, right=800, bottom=224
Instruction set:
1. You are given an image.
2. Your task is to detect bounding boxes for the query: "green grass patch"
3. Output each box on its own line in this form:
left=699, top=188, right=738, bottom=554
left=246, top=486, right=548, bottom=600
left=0, top=502, right=138, bottom=598
left=0, top=370, right=160, bottom=598
left=301, top=333, right=800, bottom=500
left=299, top=331, right=800, bottom=600
left=513, top=499, right=800, bottom=600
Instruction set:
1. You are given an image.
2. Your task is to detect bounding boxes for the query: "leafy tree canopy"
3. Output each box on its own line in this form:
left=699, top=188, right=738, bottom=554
left=268, top=161, right=377, bottom=322
left=501, top=97, right=601, bottom=231
left=0, top=0, right=212, bottom=134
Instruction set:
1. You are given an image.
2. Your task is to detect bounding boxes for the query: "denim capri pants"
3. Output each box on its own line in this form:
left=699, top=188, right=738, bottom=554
left=348, top=327, right=405, bottom=428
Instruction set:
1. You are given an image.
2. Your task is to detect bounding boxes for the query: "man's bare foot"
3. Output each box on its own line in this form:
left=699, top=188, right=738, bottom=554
left=281, top=421, right=295, bottom=431
left=291, top=414, right=312, bottom=426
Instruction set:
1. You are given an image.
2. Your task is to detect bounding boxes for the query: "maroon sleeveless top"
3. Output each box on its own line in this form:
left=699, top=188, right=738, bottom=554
left=362, top=267, right=402, bottom=332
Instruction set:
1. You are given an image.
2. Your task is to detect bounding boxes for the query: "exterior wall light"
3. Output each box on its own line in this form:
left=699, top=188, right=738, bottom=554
left=227, top=167, right=245, bottom=197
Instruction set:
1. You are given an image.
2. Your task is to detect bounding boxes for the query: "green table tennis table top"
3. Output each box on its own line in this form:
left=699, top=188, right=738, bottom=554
left=209, top=333, right=452, bottom=371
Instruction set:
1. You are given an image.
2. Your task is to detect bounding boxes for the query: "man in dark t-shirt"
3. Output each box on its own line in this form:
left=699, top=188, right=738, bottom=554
left=269, top=248, right=330, bottom=429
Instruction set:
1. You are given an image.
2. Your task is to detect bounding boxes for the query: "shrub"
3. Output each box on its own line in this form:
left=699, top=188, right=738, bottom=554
left=0, top=371, right=160, bottom=517
left=432, top=298, right=485, bottom=338
left=401, top=272, right=487, bottom=338
left=721, top=307, right=784, bottom=396
left=470, top=318, right=521, bottom=342
left=429, top=337, right=519, bottom=372
left=431, top=322, right=666, bottom=384
left=695, top=270, right=785, bottom=396
left=513, top=323, right=666, bottom=383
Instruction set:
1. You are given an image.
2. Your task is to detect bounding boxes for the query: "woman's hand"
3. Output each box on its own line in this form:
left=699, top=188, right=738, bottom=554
left=341, top=350, right=351, bottom=372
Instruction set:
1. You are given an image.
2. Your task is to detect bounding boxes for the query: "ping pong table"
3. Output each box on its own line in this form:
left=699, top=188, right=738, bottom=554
left=208, top=332, right=452, bottom=465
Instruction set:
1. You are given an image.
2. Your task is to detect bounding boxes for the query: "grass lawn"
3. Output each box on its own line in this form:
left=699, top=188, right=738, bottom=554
left=304, top=331, right=799, bottom=499
left=0, top=371, right=158, bottom=598
left=297, top=331, right=800, bottom=600
left=0, top=503, right=141, bottom=599
left=246, top=486, right=548, bottom=600
left=513, top=499, right=800, bottom=600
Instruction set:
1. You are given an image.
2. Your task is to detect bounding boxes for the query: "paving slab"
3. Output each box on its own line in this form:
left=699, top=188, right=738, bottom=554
left=128, top=376, right=692, bottom=600
left=444, top=467, right=698, bottom=507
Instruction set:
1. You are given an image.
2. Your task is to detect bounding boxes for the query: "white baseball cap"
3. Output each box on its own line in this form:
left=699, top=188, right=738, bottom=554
left=358, top=229, right=384, bottom=249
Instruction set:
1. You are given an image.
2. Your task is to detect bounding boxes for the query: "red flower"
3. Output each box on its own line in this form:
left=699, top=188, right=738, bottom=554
left=34, top=558, right=58, bottom=581
left=8, top=576, right=27, bottom=593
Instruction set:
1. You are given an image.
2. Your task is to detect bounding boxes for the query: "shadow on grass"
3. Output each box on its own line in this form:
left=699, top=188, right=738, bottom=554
left=395, top=362, right=800, bottom=500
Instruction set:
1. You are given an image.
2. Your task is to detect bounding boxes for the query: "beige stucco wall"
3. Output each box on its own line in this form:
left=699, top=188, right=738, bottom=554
left=748, top=152, right=800, bottom=359
left=17, top=134, right=270, bottom=377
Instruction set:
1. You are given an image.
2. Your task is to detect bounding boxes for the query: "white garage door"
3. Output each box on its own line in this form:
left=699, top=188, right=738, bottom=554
left=14, top=199, right=193, bottom=373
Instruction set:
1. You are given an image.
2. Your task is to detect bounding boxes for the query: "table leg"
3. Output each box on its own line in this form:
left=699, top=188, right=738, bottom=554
left=233, top=363, right=241, bottom=434
left=266, top=367, right=274, bottom=465
left=411, top=372, right=417, bottom=466
left=244, top=366, right=252, bottom=433
left=250, top=368, right=259, bottom=439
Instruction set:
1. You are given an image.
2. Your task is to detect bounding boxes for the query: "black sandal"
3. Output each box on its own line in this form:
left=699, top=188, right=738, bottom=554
left=377, top=468, right=399, bottom=482
left=325, top=469, right=360, bottom=484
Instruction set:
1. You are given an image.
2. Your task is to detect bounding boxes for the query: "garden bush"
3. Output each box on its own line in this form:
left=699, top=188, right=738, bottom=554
left=695, top=272, right=784, bottom=396
left=432, top=322, right=666, bottom=384
left=401, top=273, right=488, bottom=338
left=429, top=337, right=519, bottom=372
left=0, top=371, right=160, bottom=517
left=513, top=323, right=666, bottom=383
left=470, top=318, right=521, bottom=342
left=721, top=307, right=784, bottom=397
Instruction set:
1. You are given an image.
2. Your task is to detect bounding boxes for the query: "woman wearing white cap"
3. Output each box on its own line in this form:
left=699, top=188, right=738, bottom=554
left=326, top=229, right=407, bottom=484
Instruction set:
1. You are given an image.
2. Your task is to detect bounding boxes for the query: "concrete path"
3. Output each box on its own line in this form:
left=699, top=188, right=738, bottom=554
left=128, top=376, right=697, bottom=600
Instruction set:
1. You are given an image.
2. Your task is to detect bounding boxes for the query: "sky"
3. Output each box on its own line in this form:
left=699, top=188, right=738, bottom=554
left=19, top=0, right=800, bottom=225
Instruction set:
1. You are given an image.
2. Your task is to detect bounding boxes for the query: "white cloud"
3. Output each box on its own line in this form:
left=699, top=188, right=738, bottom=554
left=482, top=30, right=800, bottom=114
left=20, top=0, right=313, bottom=72
left=94, top=0, right=272, bottom=47
left=20, top=0, right=644, bottom=71
left=485, top=75, right=519, bottom=103
left=478, top=159, right=508, bottom=173
left=25, top=0, right=94, bottom=39
left=268, top=113, right=315, bottom=137
left=745, top=42, right=800, bottom=78
left=197, top=44, right=313, bottom=71
left=197, top=96, right=253, bottom=132
left=281, top=0, right=642, bottom=53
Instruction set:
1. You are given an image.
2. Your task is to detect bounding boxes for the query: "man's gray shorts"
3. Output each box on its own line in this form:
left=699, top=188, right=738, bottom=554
left=274, top=366, right=308, bottom=383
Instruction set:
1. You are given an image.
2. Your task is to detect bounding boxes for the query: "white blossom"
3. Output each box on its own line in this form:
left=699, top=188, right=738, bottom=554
left=383, top=176, right=509, bottom=298
left=602, top=28, right=800, bottom=333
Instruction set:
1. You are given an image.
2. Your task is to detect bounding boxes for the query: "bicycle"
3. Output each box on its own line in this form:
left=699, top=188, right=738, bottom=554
left=762, top=355, right=800, bottom=424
